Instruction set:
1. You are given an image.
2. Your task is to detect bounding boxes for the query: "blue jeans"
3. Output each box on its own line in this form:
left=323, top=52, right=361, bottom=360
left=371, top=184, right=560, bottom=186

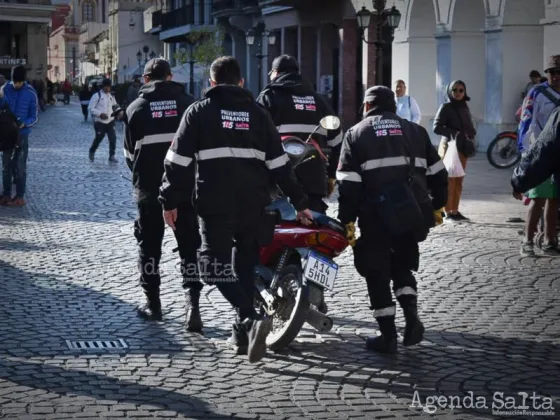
left=2, top=134, right=29, bottom=198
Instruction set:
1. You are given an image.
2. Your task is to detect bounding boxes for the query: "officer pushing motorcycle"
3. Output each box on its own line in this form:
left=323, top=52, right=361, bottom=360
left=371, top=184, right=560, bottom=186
left=337, top=86, right=448, bottom=353
left=159, top=56, right=312, bottom=363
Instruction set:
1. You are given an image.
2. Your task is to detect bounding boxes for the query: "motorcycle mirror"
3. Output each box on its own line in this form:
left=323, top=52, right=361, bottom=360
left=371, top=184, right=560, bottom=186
left=319, top=115, right=340, bottom=131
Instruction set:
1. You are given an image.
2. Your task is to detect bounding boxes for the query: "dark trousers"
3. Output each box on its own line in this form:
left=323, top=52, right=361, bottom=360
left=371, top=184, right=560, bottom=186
left=134, top=195, right=202, bottom=293
left=90, top=121, right=117, bottom=158
left=81, top=105, right=89, bottom=120
left=307, top=194, right=327, bottom=214
left=198, top=216, right=259, bottom=321
left=354, top=218, right=419, bottom=313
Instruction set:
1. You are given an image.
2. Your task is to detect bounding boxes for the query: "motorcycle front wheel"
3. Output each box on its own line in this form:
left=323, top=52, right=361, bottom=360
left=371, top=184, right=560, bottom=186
left=487, top=132, right=521, bottom=169
left=264, top=264, right=310, bottom=351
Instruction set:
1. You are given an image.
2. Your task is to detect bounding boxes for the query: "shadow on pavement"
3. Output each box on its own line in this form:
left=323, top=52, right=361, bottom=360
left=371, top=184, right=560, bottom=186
left=0, top=357, right=229, bottom=419
left=0, top=259, right=189, bottom=358
left=262, top=322, right=560, bottom=420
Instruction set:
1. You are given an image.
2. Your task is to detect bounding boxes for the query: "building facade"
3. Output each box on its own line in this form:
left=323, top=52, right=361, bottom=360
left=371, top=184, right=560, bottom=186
left=109, top=0, right=163, bottom=83
left=0, top=0, right=55, bottom=81
left=210, top=0, right=559, bottom=151
left=392, top=0, right=560, bottom=148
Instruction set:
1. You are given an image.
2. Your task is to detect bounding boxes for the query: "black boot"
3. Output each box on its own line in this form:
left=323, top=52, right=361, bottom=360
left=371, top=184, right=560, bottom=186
left=397, top=294, right=425, bottom=346
left=366, top=313, right=398, bottom=354
left=137, top=289, right=162, bottom=321
left=184, top=290, right=203, bottom=333
left=246, top=314, right=272, bottom=363
left=226, top=322, right=249, bottom=355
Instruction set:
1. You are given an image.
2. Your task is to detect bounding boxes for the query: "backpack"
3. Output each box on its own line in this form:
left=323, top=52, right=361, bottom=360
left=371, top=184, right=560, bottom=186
left=535, top=85, right=560, bottom=109
left=534, top=85, right=560, bottom=129
left=0, top=103, right=20, bottom=151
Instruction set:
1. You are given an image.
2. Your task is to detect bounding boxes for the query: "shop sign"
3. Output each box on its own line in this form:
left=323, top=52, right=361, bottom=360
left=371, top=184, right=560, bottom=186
left=0, top=57, right=27, bottom=66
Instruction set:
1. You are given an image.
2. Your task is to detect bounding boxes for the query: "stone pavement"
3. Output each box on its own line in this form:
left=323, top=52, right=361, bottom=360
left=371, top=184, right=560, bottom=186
left=0, top=102, right=559, bottom=420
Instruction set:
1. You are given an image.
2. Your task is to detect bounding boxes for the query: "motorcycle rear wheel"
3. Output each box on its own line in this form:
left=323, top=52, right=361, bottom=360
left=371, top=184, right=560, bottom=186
left=265, top=264, right=311, bottom=351
left=487, top=132, right=521, bottom=169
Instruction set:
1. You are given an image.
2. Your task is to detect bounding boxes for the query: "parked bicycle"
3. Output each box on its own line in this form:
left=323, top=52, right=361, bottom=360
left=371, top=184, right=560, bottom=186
left=486, top=130, right=521, bottom=169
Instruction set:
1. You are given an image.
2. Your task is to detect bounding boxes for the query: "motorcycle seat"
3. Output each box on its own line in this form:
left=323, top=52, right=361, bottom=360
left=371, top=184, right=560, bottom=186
left=265, top=198, right=345, bottom=234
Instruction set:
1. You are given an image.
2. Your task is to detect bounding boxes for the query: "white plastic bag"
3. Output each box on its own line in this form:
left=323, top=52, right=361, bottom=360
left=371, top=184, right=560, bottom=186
left=443, top=140, right=465, bottom=178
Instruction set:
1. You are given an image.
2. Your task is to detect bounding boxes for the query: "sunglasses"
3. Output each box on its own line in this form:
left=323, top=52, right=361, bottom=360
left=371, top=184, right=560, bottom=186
left=452, top=88, right=465, bottom=93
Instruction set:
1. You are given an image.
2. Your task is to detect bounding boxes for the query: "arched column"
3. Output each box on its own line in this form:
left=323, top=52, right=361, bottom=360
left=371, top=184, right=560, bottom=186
left=449, top=0, right=486, bottom=122
left=393, top=0, right=438, bottom=132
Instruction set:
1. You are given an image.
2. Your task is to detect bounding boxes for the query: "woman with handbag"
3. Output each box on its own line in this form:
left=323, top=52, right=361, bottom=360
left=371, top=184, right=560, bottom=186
left=434, top=80, right=477, bottom=221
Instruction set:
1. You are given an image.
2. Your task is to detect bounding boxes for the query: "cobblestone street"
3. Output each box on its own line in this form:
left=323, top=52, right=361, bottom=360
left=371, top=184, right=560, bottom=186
left=1, top=102, right=559, bottom=420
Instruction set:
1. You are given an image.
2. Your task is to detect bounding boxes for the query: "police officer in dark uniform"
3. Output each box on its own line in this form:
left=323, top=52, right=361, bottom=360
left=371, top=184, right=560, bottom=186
left=257, top=55, right=343, bottom=214
left=337, top=86, right=448, bottom=353
left=124, top=58, right=203, bottom=329
left=159, top=56, right=312, bottom=363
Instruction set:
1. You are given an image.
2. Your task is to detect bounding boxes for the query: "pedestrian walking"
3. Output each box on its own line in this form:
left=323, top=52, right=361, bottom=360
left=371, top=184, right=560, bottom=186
left=159, top=56, right=312, bottom=363
left=521, top=70, right=542, bottom=101
left=62, top=79, right=72, bottom=105
left=127, top=77, right=141, bottom=107
left=433, top=80, right=477, bottom=221
left=88, top=78, right=120, bottom=163
left=516, top=55, right=560, bottom=256
left=0, top=65, right=39, bottom=207
left=394, top=80, right=421, bottom=124
left=123, top=58, right=202, bottom=328
left=46, top=78, right=54, bottom=104
left=336, top=86, right=448, bottom=353
left=79, top=84, right=92, bottom=122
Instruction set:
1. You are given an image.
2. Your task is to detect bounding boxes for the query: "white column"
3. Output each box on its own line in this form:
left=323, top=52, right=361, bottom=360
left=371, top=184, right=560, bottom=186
left=484, top=28, right=503, bottom=125
left=435, top=32, right=451, bottom=109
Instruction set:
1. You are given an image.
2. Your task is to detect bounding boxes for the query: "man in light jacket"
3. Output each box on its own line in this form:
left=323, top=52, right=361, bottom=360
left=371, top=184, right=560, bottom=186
left=394, top=80, right=421, bottom=124
left=88, top=78, right=121, bottom=163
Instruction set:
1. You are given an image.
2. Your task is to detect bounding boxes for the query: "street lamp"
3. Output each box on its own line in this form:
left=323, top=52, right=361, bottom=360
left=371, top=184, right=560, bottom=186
left=142, top=45, right=150, bottom=63
left=179, top=43, right=196, bottom=96
left=149, top=50, right=156, bottom=60
left=246, top=22, right=276, bottom=92
left=136, top=50, right=142, bottom=76
left=356, top=1, right=401, bottom=86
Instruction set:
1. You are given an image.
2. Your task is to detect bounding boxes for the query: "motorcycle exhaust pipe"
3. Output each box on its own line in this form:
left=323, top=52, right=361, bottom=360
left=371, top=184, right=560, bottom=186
left=306, top=307, right=333, bottom=333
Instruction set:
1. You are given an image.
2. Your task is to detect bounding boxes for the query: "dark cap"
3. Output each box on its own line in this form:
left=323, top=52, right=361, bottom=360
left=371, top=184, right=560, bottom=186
left=143, top=58, right=172, bottom=79
left=363, top=86, right=397, bottom=114
left=11, top=65, right=26, bottom=83
left=101, top=78, right=112, bottom=87
left=271, top=55, right=299, bottom=74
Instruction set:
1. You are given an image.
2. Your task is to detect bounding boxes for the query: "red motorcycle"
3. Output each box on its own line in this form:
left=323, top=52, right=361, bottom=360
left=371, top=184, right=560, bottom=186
left=254, top=116, right=349, bottom=351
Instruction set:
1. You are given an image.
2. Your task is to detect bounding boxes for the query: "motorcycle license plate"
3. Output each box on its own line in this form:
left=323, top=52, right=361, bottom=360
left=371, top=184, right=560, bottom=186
left=304, top=251, right=338, bottom=291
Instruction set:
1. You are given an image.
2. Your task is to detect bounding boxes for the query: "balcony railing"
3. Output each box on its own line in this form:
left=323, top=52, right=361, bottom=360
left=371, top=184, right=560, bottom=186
left=161, top=5, right=195, bottom=31
left=213, top=0, right=258, bottom=11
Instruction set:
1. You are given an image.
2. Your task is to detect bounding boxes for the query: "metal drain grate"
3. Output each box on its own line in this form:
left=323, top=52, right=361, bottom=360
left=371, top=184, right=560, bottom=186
left=66, top=339, right=128, bottom=350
